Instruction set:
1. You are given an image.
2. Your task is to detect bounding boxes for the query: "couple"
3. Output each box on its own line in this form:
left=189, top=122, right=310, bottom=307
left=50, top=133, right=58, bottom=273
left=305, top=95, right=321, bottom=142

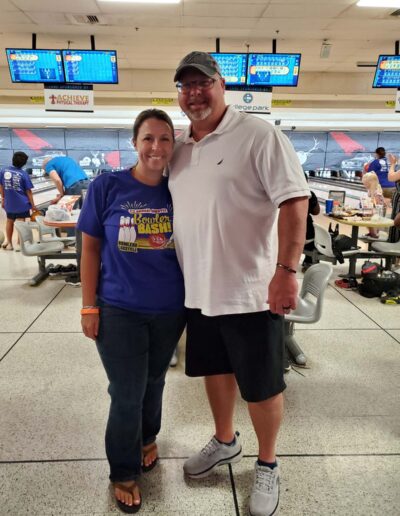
left=78, top=51, right=309, bottom=516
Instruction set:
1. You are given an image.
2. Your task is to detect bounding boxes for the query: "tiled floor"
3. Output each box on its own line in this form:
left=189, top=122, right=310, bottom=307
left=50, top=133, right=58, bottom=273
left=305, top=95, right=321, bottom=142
left=0, top=221, right=399, bottom=515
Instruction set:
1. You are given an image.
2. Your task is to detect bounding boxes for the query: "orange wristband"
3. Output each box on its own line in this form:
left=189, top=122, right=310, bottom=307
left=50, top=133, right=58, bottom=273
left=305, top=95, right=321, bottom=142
left=80, top=307, right=100, bottom=315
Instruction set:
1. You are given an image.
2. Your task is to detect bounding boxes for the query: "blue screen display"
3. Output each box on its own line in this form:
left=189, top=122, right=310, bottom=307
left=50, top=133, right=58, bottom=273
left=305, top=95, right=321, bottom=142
left=62, top=50, right=118, bottom=84
left=210, top=53, right=247, bottom=85
left=246, top=53, right=301, bottom=87
left=6, top=49, right=65, bottom=83
left=373, top=55, right=400, bottom=88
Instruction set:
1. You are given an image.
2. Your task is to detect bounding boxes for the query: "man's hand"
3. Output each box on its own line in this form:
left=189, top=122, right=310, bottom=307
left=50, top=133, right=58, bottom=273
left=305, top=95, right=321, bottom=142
left=268, top=269, right=298, bottom=316
left=50, top=194, right=63, bottom=205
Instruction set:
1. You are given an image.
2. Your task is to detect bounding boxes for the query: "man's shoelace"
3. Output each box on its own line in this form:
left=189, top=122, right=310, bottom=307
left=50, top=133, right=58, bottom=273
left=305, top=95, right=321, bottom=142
left=254, top=468, right=276, bottom=493
left=200, top=438, right=219, bottom=456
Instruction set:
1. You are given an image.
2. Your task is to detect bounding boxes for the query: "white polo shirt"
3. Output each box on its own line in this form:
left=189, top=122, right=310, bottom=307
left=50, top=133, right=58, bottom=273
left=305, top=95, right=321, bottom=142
left=169, top=106, right=310, bottom=316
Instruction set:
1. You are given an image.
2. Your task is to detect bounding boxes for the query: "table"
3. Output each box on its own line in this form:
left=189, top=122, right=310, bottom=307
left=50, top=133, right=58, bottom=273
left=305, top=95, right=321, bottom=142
left=329, top=215, right=394, bottom=277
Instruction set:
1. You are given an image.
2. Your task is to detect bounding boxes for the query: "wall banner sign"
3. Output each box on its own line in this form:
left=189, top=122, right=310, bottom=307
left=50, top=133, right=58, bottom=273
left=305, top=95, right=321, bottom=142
left=151, top=98, right=174, bottom=106
left=225, top=90, right=272, bottom=114
left=44, top=84, right=94, bottom=112
left=272, top=99, right=292, bottom=107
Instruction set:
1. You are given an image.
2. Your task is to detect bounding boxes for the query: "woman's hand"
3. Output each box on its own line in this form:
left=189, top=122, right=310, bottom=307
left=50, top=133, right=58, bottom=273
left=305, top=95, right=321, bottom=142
left=388, top=153, right=398, bottom=166
left=81, top=313, right=99, bottom=340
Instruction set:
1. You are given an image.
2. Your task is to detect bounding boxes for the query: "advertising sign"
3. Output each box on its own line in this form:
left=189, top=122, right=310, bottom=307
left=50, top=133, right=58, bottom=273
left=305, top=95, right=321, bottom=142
left=44, top=84, right=94, bottom=112
left=225, top=90, right=272, bottom=113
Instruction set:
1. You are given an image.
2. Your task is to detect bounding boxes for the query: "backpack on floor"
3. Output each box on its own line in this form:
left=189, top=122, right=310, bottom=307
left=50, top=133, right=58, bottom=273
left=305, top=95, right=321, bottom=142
left=359, top=261, right=400, bottom=298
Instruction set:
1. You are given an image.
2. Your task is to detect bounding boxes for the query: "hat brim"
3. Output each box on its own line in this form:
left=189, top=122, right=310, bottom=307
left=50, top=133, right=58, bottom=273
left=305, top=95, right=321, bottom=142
left=174, top=64, right=216, bottom=82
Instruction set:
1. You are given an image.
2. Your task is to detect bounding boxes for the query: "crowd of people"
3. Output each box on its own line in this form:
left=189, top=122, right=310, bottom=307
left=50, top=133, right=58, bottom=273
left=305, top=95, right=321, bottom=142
left=0, top=51, right=399, bottom=516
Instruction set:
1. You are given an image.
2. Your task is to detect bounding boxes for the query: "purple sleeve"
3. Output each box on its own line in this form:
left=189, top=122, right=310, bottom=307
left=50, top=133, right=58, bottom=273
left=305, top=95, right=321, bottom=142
left=76, top=176, right=107, bottom=238
left=368, top=160, right=380, bottom=173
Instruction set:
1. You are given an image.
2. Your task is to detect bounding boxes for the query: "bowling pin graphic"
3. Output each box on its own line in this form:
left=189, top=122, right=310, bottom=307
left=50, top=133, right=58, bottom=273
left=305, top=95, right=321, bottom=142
left=123, top=217, right=130, bottom=242
left=129, top=218, right=137, bottom=243
left=118, top=216, right=125, bottom=242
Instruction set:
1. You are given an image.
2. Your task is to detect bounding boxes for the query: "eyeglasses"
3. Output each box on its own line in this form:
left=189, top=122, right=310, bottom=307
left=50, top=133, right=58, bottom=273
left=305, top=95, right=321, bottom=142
left=176, top=78, right=217, bottom=94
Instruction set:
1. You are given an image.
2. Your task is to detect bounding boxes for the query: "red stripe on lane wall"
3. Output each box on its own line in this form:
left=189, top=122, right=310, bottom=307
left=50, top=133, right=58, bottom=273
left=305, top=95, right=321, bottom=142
left=330, top=132, right=365, bottom=154
left=12, top=129, right=52, bottom=150
left=105, top=151, right=120, bottom=168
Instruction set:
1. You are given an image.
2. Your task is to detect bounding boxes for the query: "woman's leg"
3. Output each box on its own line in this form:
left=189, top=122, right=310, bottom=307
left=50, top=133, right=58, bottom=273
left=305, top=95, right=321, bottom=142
left=142, top=310, right=186, bottom=451
left=96, top=305, right=151, bottom=483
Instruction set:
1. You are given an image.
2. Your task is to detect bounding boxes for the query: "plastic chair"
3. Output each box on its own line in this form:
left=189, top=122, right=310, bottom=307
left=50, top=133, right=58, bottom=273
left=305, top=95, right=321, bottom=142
left=35, top=216, right=75, bottom=247
left=313, top=224, right=359, bottom=264
left=370, top=240, right=400, bottom=269
left=14, top=221, right=65, bottom=286
left=285, top=262, right=333, bottom=365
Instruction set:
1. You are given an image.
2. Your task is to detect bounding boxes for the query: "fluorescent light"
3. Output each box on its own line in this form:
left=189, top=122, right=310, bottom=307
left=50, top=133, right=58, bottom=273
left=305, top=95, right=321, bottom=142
left=357, top=1, right=400, bottom=7
left=98, top=0, right=181, bottom=4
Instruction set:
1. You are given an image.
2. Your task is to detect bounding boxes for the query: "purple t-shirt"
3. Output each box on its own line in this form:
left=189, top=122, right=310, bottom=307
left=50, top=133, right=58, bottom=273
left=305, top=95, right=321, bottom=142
left=368, top=158, right=395, bottom=189
left=77, top=170, right=184, bottom=313
left=0, top=165, right=33, bottom=213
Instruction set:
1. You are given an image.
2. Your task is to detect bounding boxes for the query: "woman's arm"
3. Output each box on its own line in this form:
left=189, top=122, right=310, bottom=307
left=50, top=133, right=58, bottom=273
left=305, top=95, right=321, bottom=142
left=388, top=154, right=400, bottom=183
left=81, top=232, right=102, bottom=340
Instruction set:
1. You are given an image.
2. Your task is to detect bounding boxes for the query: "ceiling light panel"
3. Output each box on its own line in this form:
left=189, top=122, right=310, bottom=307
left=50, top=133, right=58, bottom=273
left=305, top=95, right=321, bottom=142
left=357, top=1, right=400, bottom=7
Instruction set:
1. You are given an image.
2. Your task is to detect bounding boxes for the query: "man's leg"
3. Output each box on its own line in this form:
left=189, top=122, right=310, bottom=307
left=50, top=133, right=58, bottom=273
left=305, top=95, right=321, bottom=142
left=248, top=392, right=284, bottom=463
left=204, top=373, right=237, bottom=443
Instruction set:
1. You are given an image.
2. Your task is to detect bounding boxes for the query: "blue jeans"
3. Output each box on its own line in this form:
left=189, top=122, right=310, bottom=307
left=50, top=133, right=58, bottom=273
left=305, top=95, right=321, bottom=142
left=96, top=302, right=186, bottom=482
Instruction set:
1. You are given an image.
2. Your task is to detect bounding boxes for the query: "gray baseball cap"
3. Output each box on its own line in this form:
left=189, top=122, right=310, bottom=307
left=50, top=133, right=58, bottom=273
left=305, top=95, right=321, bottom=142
left=174, top=51, right=221, bottom=82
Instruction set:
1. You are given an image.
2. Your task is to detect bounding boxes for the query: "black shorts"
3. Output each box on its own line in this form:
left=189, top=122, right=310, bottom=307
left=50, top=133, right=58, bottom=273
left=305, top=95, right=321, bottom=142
left=7, top=211, right=30, bottom=221
left=185, top=309, right=286, bottom=403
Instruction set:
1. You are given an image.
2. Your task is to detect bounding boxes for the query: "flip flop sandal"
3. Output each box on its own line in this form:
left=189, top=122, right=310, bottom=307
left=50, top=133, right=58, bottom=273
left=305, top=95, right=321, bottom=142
left=113, top=482, right=142, bottom=514
left=142, top=442, right=158, bottom=473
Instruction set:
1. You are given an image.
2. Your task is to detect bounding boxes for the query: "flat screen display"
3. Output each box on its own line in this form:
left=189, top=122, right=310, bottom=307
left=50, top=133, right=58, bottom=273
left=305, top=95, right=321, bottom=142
left=209, top=53, right=247, bottom=85
left=246, top=53, right=301, bottom=87
left=6, top=48, right=65, bottom=83
left=62, top=49, right=118, bottom=84
left=373, top=55, right=400, bottom=88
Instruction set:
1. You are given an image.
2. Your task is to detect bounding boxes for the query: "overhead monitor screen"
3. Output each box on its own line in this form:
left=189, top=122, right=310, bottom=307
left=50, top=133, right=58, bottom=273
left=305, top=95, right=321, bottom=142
left=209, top=53, right=248, bottom=85
left=246, top=53, right=301, bottom=87
left=62, top=49, right=118, bottom=84
left=6, top=48, right=65, bottom=83
left=372, top=55, right=400, bottom=88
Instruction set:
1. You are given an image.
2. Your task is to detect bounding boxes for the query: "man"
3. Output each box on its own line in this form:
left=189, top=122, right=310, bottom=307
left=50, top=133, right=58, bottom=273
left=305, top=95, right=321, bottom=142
left=168, top=51, right=309, bottom=516
left=42, top=155, right=89, bottom=206
left=0, top=151, right=37, bottom=251
left=42, top=155, right=89, bottom=286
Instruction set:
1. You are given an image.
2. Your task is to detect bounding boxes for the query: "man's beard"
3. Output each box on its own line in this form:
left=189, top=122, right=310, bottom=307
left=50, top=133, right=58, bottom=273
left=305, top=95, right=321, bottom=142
left=186, top=106, right=212, bottom=121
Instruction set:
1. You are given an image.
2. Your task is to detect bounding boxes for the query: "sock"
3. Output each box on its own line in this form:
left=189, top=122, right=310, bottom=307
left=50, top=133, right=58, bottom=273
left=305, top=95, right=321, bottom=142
left=215, top=435, right=236, bottom=446
left=257, top=459, right=277, bottom=469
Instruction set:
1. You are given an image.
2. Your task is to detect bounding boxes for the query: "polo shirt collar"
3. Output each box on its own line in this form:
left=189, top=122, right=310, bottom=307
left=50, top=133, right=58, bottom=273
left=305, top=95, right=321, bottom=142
left=181, top=105, right=239, bottom=144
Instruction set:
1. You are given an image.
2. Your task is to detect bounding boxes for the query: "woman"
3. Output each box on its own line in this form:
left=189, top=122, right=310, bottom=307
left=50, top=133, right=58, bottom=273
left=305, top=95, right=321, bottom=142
left=77, top=109, right=185, bottom=513
left=367, top=147, right=395, bottom=204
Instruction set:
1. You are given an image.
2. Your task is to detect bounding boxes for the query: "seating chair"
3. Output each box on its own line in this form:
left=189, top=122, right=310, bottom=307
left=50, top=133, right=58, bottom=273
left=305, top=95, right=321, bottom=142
left=35, top=215, right=75, bottom=247
left=313, top=224, right=359, bottom=264
left=285, top=262, right=333, bottom=366
left=370, top=240, right=400, bottom=269
left=14, top=221, right=65, bottom=286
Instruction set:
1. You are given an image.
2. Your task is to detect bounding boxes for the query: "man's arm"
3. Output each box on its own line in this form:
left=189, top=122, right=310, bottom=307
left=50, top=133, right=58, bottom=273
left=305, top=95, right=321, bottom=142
left=0, top=184, right=4, bottom=209
left=268, top=196, right=309, bottom=316
left=48, top=170, right=64, bottom=204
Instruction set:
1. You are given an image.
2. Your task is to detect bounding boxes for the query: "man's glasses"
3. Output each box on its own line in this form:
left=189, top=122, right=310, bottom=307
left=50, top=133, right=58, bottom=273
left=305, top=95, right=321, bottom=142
left=176, top=78, right=217, bottom=94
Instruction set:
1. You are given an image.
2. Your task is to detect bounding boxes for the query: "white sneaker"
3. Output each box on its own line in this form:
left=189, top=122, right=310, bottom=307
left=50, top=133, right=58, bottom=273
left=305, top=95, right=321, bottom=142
left=249, top=462, right=280, bottom=516
left=183, top=432, right=242, bottom=478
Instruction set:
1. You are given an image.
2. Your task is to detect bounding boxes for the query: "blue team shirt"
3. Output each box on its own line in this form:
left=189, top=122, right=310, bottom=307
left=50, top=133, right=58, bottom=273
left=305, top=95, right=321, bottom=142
left=45, top=156, right=87, bottom=188
left=77, top=170, right=184, bottom=313
left=0, top=165, right=33, bottom=213
left=368, top=158, right=395, bottom=188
